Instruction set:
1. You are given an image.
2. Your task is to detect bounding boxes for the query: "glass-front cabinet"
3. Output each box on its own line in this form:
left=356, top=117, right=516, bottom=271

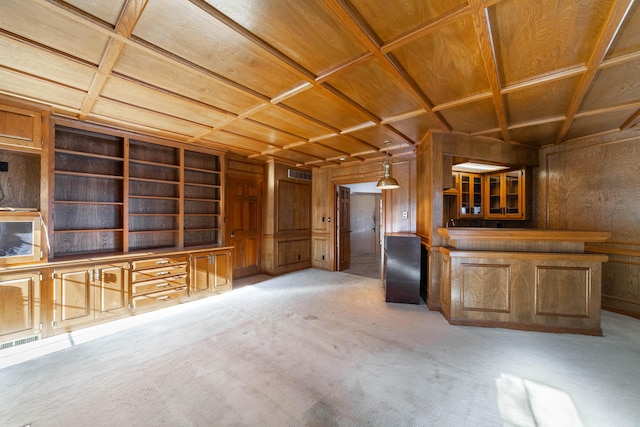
left=458, top=173, right=483, bottom=218
left=485, top=169, right=525, bottom=219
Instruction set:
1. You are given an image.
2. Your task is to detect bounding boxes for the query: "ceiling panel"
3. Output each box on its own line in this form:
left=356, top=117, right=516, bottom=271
left=247, top=105, right=333, bottom=139
left=113, top=45, right=260, bottom=115
left=269, top=149, right=323, bottom=165
left=489, top=0, right=615, bottom=85
left=204, top=0, right=366, bottom=75
left=510, top=121, right=564, bottom=147
left=505, top=77, right=578, bottom=125
left=283, top=87, right=373, bottom=131
left=393, top=15, right=489, bottom=106
left=314, top=135, right=378, bottom=156
left=325, top=58, right=422, bottom=120
left=439, top=98, right=499, bottom=134
left=580, top=59, right=640, bottom=112
left=605, top=2, right=640, bottom=59
left=92, top=98, right=211, bottom=137
left=0, top=70, right=86, bottom=110
left=101, top=76, right=231, bottom=126
left=349, top=0, right=467, bottom=42
left=347, top=126, right=410, bottom=149
left=132, top=0, right=303, bottom=97
left=220, top=120, right=301, bottom=146
left=0, top=0, right=110, bottom=64
left=284, top=142, right=344, bottom=160
left=203, top=131, right=278, bottom=154
left=0, top=36, right=96, bottom=91
left=566, top=107, right=639, bottom=140
left=64, top=0, right=127, bottom=25
left=388, top=114, right=446, bottom=143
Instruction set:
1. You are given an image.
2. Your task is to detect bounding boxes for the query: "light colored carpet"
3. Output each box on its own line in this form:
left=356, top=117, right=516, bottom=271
left=1, top=269, right=639, bottom=426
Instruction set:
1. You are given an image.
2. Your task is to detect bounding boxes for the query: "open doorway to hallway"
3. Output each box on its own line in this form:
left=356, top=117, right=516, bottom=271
left=338, top=182, right=382, bottom=280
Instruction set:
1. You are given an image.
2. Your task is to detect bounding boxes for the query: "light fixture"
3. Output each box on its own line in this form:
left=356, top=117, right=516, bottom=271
left=376, top=141, right=400, bottom=190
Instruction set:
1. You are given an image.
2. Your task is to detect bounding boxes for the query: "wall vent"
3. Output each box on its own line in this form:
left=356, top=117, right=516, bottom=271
left=0, top=335, right=40, bottom=351
left=288, top=169, right=312, bottom=181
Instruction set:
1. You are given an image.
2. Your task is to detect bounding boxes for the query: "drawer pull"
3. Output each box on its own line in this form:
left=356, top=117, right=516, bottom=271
left=156, top=260, right=169, bottom=265
left=156, top=295, right=169, bottom=301
left=156, top=282, right=169, bottom=288
left=156, top=271, right=169, bottom=276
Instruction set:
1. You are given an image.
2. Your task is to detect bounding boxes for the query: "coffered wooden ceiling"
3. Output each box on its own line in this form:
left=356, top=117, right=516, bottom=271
left=1, top=0, right=640, bottom=167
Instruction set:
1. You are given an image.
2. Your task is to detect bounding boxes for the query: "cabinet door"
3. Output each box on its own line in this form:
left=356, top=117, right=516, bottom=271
left=0, top=104, right=41, bottom=150
left=190, top=253, right=214, bottom=294
left=0, top=273, right=41, bottom=342
left=212, top=251, right=232, bottom=292
left=485, top=170, right=525, bottom=219
left=95, top=263, right=128, bottom=319
left=52, top=268, right=94, bottom=332
left=459, top=173, right=483, bottom=217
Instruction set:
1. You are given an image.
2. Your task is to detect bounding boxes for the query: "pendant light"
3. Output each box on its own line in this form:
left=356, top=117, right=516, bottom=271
left=376, top=140, right=400, bottom=190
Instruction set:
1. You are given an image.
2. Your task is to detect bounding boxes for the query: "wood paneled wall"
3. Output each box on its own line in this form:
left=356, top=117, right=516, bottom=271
left=311, top=157, right=416, bottom=271
left=263, top=161, right=312, bottom=275
left=537, top=130, right=640, bottom=318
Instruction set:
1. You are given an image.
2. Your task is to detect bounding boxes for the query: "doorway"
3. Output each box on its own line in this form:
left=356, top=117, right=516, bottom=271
left=336, top=182, right=382, bottom=279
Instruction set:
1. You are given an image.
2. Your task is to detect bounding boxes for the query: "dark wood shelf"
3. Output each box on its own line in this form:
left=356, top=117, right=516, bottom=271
left=55, top=171, right=124, bottom=180
left=55, top=148, right=123, bottom=162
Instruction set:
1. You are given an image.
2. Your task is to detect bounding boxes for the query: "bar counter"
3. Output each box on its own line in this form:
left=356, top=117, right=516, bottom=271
left=436, top=228, right=611, bottom=335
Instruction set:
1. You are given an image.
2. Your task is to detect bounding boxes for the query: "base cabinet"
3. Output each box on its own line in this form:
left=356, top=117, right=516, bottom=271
left=0, top=272, right=41, bottom=345
left=190, top=250, right=232, bottom=295
left=52, top=263, right=129, bottom=333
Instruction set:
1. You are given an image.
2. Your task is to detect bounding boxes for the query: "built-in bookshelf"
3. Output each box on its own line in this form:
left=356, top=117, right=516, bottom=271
left=183, top=150, right=221, bottom=246
left=53, top=127, right=124, bottom=256
left=52, top=125, right=223, bottom=257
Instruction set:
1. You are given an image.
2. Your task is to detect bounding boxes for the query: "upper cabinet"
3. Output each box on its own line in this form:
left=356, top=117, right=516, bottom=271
left=0, top=104, right=42, bottom=152
left=456, top=173, right=483, bottom=218
left=484, top=169, right=526, bottom=220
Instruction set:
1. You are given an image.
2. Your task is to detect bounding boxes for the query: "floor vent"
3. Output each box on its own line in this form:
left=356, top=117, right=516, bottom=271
left=287, top=169, right=312, bottom=181
left=0, top=335, right=40, bottom=351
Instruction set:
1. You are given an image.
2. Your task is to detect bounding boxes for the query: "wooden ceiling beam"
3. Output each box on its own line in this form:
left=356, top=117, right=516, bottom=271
left=620, top=108, right=640, bottom=130
left=500, top=66, right=587, bottom=95
left=77, top=0, right=148, bottom=120
left=469, top=0, right=510, bottom=144
left=555, top=0, right=636, bottom=144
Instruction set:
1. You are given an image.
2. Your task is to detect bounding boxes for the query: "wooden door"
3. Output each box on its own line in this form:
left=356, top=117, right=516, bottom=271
left=226, top=176, right=261, bottom=278
left=336, top=186, right=351, bottom=271
left=350, top=194, right=378, bottom=255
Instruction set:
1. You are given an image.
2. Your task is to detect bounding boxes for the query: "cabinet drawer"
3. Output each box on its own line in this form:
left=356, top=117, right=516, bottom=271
left=131, top=257, right=187, bottom=270
left=131, top=275, right=187, bottom=295
left=131, top=264, right=187, bottom=283
left=131, top=287, right=187, bottom=311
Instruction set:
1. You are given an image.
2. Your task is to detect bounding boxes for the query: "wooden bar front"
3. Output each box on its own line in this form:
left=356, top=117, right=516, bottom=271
left=437, top=228, right=611, bottom=335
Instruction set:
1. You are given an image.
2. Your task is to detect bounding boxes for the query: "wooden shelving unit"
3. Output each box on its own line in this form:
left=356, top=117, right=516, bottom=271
left=51, top=125, right=224, bottom=258
left=53, top=127, right=125, bottom=256
left=183, top=150, right=222, bottom=247
left=128, top=140, right=181, bottom=251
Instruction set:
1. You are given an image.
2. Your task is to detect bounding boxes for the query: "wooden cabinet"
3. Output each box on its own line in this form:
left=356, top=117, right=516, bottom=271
left=457, top=172, right=483, bottom=218
left=129, top=256, right=188, bottom=312
left=0, top=272, right=41, bottom=344
left=52, top=262, right=128, bottom=332
left=0, top=104, right=42, bottom=151
left=484, top=169, right=526, bottom=219
left=190, top=249, right=232, bottom=295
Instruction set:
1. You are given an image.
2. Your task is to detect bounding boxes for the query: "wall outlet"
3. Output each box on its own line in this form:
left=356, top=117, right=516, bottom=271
left=0, top=161, right=8, bottom=172
left=402, top=211, right=408, bottom=219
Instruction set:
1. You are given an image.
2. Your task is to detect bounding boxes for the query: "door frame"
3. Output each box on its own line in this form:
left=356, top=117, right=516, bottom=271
left=334, top=181, right=385, bottom=271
